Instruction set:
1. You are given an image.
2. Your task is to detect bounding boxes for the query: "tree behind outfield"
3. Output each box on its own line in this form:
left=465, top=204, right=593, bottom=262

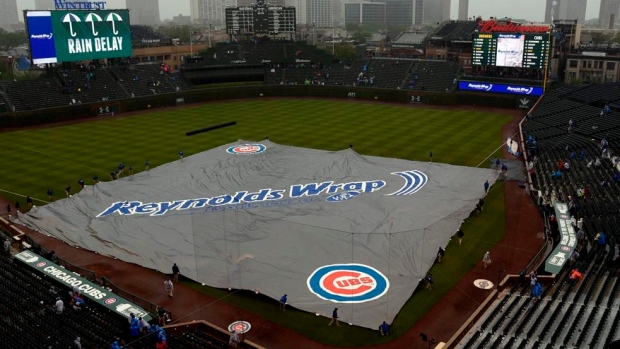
left=0, top=28, right=27, bottom=52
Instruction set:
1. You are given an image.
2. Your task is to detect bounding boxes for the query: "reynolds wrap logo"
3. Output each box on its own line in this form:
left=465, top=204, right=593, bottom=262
left=31, top=33, right=54, bottom=40
left=307, top=264, right=390, bottom=303
left=507, top=86, right=534, bottom=94
left=468, top=83, right=493, bottom=91
left=96, top=170, right=428, bottom=218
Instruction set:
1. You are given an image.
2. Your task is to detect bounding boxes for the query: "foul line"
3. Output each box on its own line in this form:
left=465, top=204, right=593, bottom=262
left=0, top=188, right=49, bottom=204
left=0, top=138, right=105, bottom=173
left=476, top=132, right=519, bottom=168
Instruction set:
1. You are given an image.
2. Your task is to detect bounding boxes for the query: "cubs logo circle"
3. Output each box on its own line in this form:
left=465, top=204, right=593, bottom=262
left=36, top=261, right=47, bottom=268
left=474, top=279, right=494, bottom=290
left=326, top=191, right=360, bottom=202
left=226, top=144, right=266, bottom=155
left=228, top=321, right=251, bottom=334
left=104, top=297, right=118, bottom=305
left=307, top=264, right=389, bottom=303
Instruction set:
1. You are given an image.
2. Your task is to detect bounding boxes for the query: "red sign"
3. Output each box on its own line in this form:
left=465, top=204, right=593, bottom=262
left=478, top=20, right=549, bottom=33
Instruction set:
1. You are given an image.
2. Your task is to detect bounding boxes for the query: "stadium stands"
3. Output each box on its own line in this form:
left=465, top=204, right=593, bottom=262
left=0, top=244, right=239, bottom=349
left=1, top=64, right=194, bottom=111
left=431, top=21, right=478, bottom=41
left=58, top=68, right=127, bottom=104
left=109, top=64, right=186, bottom=96
left=456, top=82, right=620, bottom=348
left=406, top=60, right=460, bottom=92
left=4, top=76, right=72, bottom=110
left=263, top=58, right=460, bottom=91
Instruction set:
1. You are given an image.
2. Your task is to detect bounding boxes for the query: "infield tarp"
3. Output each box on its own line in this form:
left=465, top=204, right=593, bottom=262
left=18, top=140, right=497, bottom=329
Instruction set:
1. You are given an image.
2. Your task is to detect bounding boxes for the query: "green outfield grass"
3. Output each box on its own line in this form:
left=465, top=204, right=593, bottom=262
left=0, top=98, right=511, bottom=346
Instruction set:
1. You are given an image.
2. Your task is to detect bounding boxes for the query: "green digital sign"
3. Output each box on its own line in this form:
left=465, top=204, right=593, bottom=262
left=26, top=10, right=132, bottom=64
left=14, top=250, right=151, bottom=321
left=544, top=202, right=576, bottom=274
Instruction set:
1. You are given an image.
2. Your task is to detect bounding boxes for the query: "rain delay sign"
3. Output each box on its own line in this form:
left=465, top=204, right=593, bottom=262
left=39, top=10, right=132, bottom=63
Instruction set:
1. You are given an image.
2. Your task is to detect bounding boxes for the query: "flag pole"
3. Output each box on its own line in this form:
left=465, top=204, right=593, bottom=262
left=189, top=4, right=193, bottom=58
left=543, top=24, right=551, bottom=92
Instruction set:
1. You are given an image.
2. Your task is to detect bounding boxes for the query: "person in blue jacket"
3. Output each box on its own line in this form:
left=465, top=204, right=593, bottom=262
left=379, top=321, right=390, bottom=336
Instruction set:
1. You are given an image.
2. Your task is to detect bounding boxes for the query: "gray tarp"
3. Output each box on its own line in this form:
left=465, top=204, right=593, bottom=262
left=18, top=140, right=497, bottom=329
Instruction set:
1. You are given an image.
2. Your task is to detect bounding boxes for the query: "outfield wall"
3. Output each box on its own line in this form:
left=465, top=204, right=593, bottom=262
left=0, top=85, right=519, bottom=128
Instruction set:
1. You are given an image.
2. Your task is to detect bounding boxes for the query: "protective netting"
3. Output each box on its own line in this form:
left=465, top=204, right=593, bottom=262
left=17, top=140, right=497, bottom=329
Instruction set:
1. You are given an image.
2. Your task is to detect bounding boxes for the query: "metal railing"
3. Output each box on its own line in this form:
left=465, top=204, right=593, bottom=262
left=100, top=276, right=172, bottom=321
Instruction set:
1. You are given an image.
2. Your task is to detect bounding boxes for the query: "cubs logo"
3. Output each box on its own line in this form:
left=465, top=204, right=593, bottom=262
left=228, top=321, right=251, bottom=334
left=307, top=264, right=389, bottom=303
left=474, top=279, right=494, bottom=290
left=104, top=297, right=118, bottom=305
left=36, top=261, right=47, bottom=268
left=326, top=191, right=360, bottom=202
left=226, top=144, right=266, bottom=155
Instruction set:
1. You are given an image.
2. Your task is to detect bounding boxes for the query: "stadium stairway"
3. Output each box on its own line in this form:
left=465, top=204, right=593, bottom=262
left=0, top=86, right=15, bottom=112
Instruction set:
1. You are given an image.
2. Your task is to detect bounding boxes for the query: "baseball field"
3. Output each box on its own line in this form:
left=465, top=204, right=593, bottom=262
left=0, top=98, right=511, bottom=345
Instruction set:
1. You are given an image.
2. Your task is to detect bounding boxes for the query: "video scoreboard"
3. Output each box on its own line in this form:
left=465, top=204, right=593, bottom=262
left=25, top=9, right=132, bottom=64
left=225, top=6, right=296, bottom=35
left=472, top=33, right=549, bottom=69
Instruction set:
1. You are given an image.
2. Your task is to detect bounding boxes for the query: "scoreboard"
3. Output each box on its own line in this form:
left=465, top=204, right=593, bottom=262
left=472, top=33, right=549, bottom=69
left=225, top=7, right=254, bottom=35
left=268, top=7, right=296, bottom=34
left=226, top=5, right=296, bottom=35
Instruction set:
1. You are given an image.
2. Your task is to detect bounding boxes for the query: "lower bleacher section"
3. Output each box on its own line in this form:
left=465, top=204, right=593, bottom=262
left=454, top=81, right=620, bottom=348
left=459, top=246, right=620, bottom=348
left=0, top=248, right=254, bottom=349
left=1, top=64, right=194, bottom=111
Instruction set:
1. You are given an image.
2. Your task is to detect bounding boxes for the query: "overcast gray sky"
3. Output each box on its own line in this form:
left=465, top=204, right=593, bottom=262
left=16, top=0, right=603, bottom=22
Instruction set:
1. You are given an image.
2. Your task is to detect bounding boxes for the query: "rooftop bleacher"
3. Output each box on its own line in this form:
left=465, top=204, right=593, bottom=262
left=131, top=25, right=169, bottom=47
left=430, top=21, right=478, bottom=41
left=392, top=32, right=428, bottom=46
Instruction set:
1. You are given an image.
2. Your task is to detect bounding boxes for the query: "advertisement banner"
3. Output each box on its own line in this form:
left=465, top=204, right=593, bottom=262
left=14, top=250, right=151, bottom=321
left=458, top=81, right=543, bottom=96
left=544, top=202, right=577, bottom=274
left=26, top=10, right=132, bottom=64
left=515, top=96, right=538, bottom=109
left=408, top=94, right=428, bottom=104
